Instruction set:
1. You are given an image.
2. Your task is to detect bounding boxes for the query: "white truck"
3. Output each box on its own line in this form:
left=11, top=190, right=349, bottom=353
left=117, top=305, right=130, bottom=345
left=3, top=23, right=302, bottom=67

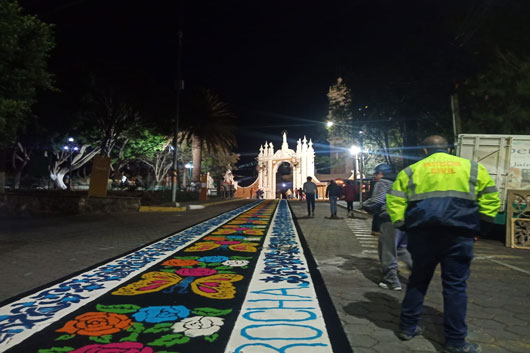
left=456, top=134, right=530, bottom=220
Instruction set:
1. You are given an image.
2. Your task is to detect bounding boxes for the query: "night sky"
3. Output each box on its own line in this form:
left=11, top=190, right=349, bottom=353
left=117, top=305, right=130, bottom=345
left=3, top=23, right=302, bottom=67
left=19, top=0, right=526, bottom=176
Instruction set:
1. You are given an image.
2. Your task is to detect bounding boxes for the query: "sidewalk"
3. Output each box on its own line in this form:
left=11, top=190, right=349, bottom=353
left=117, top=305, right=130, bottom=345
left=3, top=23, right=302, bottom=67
left=290, top=200, right=530, bottom=353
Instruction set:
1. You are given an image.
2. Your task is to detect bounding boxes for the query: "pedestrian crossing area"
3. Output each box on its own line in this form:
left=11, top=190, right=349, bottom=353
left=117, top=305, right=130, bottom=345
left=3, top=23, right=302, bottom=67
left=344, top=217, right=379, bottom=256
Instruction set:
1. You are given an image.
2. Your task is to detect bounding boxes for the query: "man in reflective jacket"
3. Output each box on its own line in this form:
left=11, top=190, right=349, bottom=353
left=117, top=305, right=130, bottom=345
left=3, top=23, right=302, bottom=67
left=386, top=135, right=500, bottom=353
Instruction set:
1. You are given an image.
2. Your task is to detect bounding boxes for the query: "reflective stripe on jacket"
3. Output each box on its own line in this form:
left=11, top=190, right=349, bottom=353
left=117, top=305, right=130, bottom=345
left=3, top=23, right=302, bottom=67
left=386, top=152, right=501, bottom=232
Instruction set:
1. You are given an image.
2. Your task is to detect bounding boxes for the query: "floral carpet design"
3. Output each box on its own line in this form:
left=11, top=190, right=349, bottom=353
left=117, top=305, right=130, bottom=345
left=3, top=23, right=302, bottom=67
left=0, top=201, right=275, bottom=353
left=1, top=200, right=346, bottom=353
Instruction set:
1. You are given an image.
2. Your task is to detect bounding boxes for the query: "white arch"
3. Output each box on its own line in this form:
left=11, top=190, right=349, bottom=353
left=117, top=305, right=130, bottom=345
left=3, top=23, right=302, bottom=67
left=257, top=132, right=315, bottom=199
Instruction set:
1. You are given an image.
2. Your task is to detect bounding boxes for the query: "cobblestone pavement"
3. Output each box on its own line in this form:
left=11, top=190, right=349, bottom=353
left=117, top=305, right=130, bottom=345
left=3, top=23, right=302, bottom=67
left=0, top=199, right=254, bottom=302
left=291, top=200, right=530, bottom=353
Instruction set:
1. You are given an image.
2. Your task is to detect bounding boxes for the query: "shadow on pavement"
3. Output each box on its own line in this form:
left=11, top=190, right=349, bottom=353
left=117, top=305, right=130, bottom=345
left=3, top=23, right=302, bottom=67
left=343, top=292, right=445, bottom=351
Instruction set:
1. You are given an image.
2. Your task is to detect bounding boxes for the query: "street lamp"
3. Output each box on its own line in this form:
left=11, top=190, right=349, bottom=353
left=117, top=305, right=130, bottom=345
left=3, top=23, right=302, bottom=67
left=63, top=137, right=79, bottom=190
left=185, top=162, right=193, bottom=187
left=358, top=131, right=364, bottom=208
left=326, top=121, right=334, bottom=128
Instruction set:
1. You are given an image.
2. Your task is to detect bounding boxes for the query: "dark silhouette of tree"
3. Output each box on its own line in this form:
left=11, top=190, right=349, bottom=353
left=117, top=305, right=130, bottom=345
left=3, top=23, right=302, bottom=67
left=180, top=88, right=236, bottom=183
left=0, top=0, right=55, bottom=146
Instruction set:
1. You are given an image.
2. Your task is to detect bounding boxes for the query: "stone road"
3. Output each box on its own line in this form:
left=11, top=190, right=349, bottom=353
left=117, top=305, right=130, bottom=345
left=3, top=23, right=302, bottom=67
left=291, top=200, right=530, bottom=353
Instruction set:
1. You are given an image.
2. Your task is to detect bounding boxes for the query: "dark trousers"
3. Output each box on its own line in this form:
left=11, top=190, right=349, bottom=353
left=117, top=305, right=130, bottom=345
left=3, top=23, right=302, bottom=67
left=306, top=193, right=315, bottom=214
left=400, top=232, right=474, bottom=347
left=346, top=201, right=354, bottom=212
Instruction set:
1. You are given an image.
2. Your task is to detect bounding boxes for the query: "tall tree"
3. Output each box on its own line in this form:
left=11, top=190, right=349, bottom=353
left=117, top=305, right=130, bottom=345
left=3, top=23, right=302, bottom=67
left=460, top=52, right=530, bottom=134
left=180, top=88, right=237, bottom=183
left=0, top=0, right=54, bottom=191
left=0, top=0, right=54, bottom=145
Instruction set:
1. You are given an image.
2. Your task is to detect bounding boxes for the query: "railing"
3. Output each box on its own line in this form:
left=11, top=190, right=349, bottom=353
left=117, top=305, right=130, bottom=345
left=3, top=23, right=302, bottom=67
left=506, top=189, right=530, bottom=249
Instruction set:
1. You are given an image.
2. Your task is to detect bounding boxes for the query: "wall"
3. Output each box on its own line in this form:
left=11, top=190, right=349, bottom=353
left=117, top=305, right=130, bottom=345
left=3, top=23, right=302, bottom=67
left=0, top=192, right=141, bottom=215
left=234, top=179, right=259, bottom=199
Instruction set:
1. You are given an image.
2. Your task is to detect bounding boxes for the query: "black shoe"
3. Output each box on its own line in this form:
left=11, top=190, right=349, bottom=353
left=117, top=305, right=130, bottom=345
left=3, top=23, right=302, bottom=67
left=442, top=343, right=482, bottom=353
left=397, top=326, right=423, bottom=341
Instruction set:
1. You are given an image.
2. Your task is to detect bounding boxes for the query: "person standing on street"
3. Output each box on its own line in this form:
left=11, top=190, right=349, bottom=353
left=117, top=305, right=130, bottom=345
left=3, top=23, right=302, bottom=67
left=364, top=163, right=412, bottom=291
left=387, top=135, right=501, bottom=353
left=325, top=180, right=342, bottom=218
left=343, top=180, right=356, bottom=217
left=303, top=176, right=317, bottom=217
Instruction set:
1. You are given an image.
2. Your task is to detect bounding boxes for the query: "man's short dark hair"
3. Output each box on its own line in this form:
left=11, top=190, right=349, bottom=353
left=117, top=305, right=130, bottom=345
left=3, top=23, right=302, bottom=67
left=422, top=135, right=449, bottom=153
left=307, top=176, right=312, bottom=181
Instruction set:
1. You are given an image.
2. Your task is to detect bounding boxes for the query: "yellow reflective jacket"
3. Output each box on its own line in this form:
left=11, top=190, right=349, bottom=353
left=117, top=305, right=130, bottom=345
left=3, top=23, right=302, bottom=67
left=386, top=152, right=501, bottom=233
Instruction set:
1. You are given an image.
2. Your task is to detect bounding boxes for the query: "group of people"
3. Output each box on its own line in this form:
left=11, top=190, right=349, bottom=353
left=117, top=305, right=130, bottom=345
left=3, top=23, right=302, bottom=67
left=305, top=135, right=501, bottom=353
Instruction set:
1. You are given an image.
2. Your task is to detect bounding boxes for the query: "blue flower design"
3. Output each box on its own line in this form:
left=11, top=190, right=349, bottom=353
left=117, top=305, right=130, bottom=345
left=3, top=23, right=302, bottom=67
left=226, top=235, right=246, bottom=240
left=198, top=256, right=229, bottom=263
left=132, top=305, right=190, bottom=323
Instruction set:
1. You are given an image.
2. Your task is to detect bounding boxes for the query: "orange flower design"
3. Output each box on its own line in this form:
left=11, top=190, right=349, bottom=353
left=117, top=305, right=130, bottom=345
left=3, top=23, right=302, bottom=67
left=162, top=259, right=199, bottom=267
left=56, top=312, right=132, bottom=336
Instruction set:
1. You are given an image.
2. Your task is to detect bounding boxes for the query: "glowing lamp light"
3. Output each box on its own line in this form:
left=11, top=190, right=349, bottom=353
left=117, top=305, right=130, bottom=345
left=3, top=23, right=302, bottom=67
left=68, top=137, right=74, bottom=142
left=326, top=121, right=334, bottom=128
left=282, top=183, right=286, bottom=187
left=350, top=145, right=361, bottom=155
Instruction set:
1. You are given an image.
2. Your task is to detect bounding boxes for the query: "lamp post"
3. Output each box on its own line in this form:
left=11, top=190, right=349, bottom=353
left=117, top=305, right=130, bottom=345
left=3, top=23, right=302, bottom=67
left=63, top=137, right=78, bottom=190
left=359, top=131, right=364, bottom=208
left=185, top=162, right=193, bottom=188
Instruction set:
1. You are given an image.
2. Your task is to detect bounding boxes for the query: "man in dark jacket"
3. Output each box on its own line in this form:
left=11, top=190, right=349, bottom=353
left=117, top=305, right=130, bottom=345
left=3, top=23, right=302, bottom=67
left=325, top=180, right=342, bottom=218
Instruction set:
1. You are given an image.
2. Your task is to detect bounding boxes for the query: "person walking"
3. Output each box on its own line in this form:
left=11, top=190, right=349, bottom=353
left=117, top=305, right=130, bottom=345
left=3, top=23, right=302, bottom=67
left=363, top=164, right=412, bottom=290
left=303, top=176, right=317, bottom=217
left=343, top=180, right=356, bottom=217
left=387, top=135, right=501, bottom=353
left=325, top=180, right=342, bottom=218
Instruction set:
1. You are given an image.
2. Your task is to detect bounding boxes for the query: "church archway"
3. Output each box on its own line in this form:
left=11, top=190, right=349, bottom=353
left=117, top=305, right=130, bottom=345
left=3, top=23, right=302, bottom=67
left=257, top=132, right=317, bottom=199
left=274, top=161, right=293, bottom=199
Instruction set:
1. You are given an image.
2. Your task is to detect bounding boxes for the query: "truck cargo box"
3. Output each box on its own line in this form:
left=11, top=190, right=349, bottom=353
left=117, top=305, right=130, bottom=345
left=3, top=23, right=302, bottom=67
left=456, top=134, right=530, bottom=213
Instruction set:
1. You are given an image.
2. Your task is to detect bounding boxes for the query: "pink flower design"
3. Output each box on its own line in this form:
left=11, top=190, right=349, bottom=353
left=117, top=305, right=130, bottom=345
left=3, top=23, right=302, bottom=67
left=70, top=341, right=153, bottom=353
left=215, top=240, right=241, bottom=245
left=176, top=268, right=217, bottom=277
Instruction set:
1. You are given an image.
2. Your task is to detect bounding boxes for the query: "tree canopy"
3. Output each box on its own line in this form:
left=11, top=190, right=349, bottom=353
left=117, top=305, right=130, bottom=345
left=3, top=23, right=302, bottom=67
left=0, top=0, right=54, bottom=146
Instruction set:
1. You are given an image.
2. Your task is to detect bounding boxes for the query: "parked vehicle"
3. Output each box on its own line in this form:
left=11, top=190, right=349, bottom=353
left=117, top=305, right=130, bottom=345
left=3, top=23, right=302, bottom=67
left=456, top=134, right=530, bottom=223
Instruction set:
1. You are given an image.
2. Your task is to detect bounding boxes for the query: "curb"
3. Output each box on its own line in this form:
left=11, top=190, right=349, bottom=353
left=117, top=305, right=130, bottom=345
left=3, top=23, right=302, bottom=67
left=138, top=198, right=245, bottom=213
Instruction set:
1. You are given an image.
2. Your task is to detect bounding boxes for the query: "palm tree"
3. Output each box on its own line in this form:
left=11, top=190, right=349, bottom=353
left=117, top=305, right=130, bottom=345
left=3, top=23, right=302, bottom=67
left=180, top=88, right=236, bottom=183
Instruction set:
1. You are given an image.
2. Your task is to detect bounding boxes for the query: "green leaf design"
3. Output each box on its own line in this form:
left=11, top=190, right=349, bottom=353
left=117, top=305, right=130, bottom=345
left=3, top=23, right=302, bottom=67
left=126, top=322, right=146, bottom=333
left=148, top=333, right=190, bottom=347
left=174, top=256, right=199, bottom=259
left=38, top=347, right=74, bottom=353
left=192, top=307, right=232, bottom=317
left=144, top=323, right=173, bottom=334
left=204, top=333, right=219, bottom=342
left=96, top=304, right=141, bottom=314
left=230, top=256, right=253, bottom=260
left=120, top=332, right=139, bottom=342
left=54, top=334, right=75, bottom=341
left=88, top=335, right=112, bottom=343
left=216, top=270, right=236, bottom=274
left=159, top=269, right=177, bottom=273
left=213, top=266, right=233, bottom=270
left=206, top=262, right=221, bottom=267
